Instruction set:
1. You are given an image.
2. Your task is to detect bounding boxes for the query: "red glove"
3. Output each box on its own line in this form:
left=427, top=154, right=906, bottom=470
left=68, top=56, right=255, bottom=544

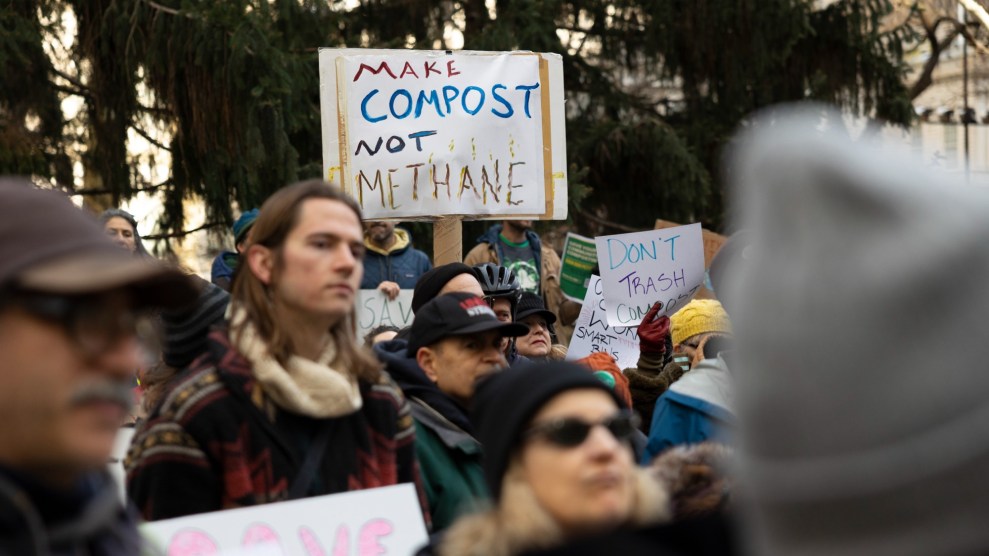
left=637, top=303, right=670, bottom=355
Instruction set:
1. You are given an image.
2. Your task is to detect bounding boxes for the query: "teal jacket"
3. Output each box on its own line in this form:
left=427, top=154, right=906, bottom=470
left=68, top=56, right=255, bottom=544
left=409, top=397, right=489, bottom=531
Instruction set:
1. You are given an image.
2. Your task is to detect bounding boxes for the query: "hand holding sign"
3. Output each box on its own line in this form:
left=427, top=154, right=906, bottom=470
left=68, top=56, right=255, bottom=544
left=595, top=223, right=705, bottom=326
left=566, top=275, right=641, bottom=370
left=636, top=303, right=670, bottom=356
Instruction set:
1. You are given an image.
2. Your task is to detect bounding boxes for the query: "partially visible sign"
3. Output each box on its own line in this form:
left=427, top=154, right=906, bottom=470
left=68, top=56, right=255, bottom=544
left=356, top=289, right=415, bottom=340
left=654, top=219, right=726, bottom=268
left=654, top=219, right=726, bottom=300
left=565, top=275, right=640, bottom=370
left=559, top=232, right=597, bottom=303
left=142, top=484, right=428, bottom=556
left=595, top=224, right=705, bottom=326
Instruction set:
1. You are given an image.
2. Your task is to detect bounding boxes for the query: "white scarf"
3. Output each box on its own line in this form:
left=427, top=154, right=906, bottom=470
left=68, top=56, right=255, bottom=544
left=230, top=308, right=363, bottom=418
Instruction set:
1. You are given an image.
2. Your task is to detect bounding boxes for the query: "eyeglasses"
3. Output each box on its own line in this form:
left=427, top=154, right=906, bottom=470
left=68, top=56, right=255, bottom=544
left=2, top=290, right=145, bottom=358
left=524, top=410, right=640, bottom=448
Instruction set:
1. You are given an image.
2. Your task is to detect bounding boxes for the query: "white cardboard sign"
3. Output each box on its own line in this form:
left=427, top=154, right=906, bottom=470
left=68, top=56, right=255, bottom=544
left=565, top=275, right=641, bottom=370
left=595, top=223, right=705, bottom=326
left=319, top=49, right=568, bottom=220
left=356, top=289, right=415, bottom=340
left=142, top=484, right=428, bottom=556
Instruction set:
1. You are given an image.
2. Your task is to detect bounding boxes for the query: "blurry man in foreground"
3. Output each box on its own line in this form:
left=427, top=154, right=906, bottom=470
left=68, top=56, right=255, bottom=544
left=0, top=178, right=195, bottom=554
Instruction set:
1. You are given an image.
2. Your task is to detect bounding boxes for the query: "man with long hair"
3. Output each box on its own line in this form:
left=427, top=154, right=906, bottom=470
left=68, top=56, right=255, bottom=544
left=126, top=180, right=426, bottom=521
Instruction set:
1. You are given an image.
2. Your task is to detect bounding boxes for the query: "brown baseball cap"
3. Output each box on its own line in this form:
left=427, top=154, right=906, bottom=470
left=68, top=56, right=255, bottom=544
left=0, top=177, right=197, bottom=307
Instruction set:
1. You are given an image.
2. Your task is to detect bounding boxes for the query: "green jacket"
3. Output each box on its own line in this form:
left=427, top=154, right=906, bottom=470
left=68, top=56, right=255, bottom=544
left=410, top=397, right=489, bottom=531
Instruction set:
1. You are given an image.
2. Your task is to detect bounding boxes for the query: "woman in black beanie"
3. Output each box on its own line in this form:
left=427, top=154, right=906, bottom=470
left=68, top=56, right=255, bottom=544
left=424, top=361, right=670, bottom=556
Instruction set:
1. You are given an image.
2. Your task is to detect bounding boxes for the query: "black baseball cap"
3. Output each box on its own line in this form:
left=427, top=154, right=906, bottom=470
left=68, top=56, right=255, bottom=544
left=406, top=292, right=529, bottom=356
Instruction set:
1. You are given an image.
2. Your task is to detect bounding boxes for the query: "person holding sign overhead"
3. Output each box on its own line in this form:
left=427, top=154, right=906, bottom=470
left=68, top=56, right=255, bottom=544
left=125, top=180, right=427, bottom=523
left=465, top=220, right=578, bottom=346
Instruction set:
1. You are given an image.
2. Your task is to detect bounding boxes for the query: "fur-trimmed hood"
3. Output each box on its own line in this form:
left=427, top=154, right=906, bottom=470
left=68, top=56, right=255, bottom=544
left=436, top=463, right=670, bottom=556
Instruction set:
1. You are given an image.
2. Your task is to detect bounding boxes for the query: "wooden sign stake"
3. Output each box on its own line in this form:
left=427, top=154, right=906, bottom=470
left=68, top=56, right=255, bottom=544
left=433, top=216, right=463, bottom=266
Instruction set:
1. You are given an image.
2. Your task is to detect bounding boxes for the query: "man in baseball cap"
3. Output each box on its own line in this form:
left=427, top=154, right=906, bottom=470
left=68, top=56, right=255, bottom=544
left=0, top=178, right=195, bottom=553
left=374, top=291, right=527, bottom=530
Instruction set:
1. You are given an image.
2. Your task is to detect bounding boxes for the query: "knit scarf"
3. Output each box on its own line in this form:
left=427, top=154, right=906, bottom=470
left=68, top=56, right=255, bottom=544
left=230, top=307, right=362, bottom=418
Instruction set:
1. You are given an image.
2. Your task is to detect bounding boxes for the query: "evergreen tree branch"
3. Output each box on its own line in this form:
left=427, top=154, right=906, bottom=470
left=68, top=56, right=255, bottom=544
left=50, top=68, right=91, bottom=98
left=143, top=221, right=222, bottom=240
left=67, top=179, right=173, bottom=196
left=50, top=83, right=90, bottom=99
left=135, top=104, right=171, bottom=117
left=139, top=0, right=192, bottom=19
left=129, top=124, right=171, bottom=151
left=576, top=208, right=642, bottom=233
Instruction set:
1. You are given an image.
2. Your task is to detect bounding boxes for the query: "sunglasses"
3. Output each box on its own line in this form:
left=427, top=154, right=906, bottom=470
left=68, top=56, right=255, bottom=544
left=524, top=410, right=640, bottom=448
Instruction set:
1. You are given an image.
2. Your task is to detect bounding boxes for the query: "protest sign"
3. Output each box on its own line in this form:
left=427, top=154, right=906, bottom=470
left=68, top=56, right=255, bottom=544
left=559, top=232, right=597, bottom=303
left=142, top=483, right=427, bottom=556
left=654, top=219, right=726, bottom=268
left=595, top=223, right=705, bottom=326
left=566, top=275, right=640, bottom=370
left=356, top=289, right=415, bottom=340
left=319, top=49, right=568, bottom=221
left=654, top=219, right=727, bottom=300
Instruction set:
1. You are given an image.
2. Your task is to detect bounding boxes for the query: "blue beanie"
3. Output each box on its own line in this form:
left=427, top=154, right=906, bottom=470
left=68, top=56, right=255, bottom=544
left=232, top=209, right=259, bottom=244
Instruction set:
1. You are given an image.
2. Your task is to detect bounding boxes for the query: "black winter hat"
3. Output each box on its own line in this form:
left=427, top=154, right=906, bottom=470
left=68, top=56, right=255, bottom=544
left=161, top=277, right=229, bottom=368
left=411, top=262, right=476, bottom=314
left=515, top=291, right=557, bottom=325
left=472, top=361, right=622, bottom=500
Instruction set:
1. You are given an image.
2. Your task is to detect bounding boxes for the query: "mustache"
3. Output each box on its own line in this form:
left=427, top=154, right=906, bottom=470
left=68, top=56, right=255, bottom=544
left=69, top=380, right=134, bottom=413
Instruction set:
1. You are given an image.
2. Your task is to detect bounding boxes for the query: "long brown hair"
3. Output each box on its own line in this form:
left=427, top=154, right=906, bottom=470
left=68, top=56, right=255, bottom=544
left=230, top=179, right=381, bottom=382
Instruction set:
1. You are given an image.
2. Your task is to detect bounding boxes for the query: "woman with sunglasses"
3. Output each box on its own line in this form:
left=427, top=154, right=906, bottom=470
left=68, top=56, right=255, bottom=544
left=420, top=361, right=670, bottom=556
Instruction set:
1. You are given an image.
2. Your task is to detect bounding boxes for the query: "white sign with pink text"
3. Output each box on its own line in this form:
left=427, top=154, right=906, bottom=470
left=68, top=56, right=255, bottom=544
left=141, top=483, right=428, bottom=556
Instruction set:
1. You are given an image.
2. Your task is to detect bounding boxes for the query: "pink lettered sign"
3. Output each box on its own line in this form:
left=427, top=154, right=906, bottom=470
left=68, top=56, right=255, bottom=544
left=142, top=484, right=426, bottom=556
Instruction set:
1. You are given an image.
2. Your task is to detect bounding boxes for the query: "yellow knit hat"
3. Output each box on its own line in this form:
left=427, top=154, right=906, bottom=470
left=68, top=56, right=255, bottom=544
left=670, top=299, right=732, bottom=346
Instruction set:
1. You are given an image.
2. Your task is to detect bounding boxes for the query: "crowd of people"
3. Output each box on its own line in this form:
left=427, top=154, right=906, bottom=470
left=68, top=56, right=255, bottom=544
left=2, top=105, right=986, bottom=555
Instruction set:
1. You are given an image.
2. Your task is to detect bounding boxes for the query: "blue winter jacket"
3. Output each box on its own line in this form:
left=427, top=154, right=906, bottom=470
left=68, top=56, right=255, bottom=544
left=642, top=355, right=735, bottom=464
left=361, top=228, right=432, bottom=290
left=210, top=251, right=238, bottom=291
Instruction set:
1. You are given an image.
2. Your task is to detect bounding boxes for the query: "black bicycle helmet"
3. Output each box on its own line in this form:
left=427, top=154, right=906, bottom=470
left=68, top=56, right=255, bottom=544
left=473, top=263, right=522, bottom=318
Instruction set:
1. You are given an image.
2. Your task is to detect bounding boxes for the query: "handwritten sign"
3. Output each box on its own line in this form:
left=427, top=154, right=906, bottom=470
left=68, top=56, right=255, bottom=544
left=566, top=275, right=640, bottom=370
left=319, top=49, right=568, bottom=220
left=356, top=289, right=415, bottom=340
left=595, top=223, right=704, bottom=326
left=654, top=219, right=726, bottom=300
left=142, top=484, right=428, bottom=556
left=559, top=232, right=597, bottom=303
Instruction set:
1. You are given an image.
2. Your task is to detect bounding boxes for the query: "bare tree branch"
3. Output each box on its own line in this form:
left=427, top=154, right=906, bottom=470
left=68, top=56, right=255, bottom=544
left=909, top=4, right=989, bottom=100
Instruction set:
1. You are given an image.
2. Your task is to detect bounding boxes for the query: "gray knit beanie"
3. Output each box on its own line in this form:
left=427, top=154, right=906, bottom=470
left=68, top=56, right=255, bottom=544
left=727, top=105, right=989, bottom=556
